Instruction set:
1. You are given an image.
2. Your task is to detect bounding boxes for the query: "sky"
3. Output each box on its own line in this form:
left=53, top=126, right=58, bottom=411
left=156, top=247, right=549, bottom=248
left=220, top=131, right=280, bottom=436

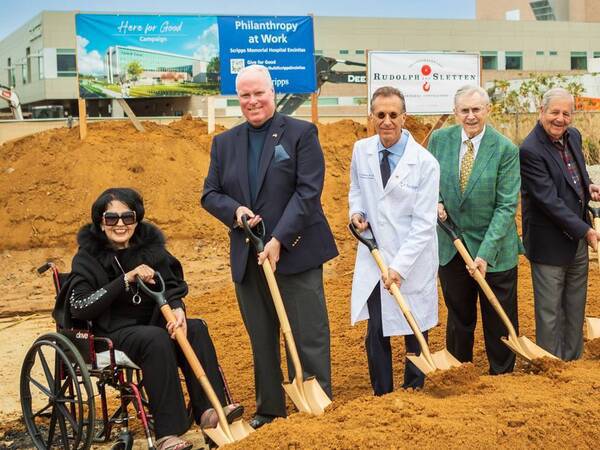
left=0, top=0, right=475, bottom=41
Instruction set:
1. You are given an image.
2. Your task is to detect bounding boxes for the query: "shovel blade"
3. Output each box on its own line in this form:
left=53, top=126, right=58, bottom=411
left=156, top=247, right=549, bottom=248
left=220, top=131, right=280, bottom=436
left=501, top=335, right=558, bottom=362
left=586, top=317, right=600, bottom=340
left=407, top=350, right=462, bottom=376
left=229, top=419, right=255, bottom=441
left=204, top=423, right=235, bottom=447
left=283, top=377, right=331, bottom=416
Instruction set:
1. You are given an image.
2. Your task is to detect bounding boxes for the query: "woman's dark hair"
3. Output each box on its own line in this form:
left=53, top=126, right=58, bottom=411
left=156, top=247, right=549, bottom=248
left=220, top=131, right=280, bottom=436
left=90, top=187, right=145, bottom=230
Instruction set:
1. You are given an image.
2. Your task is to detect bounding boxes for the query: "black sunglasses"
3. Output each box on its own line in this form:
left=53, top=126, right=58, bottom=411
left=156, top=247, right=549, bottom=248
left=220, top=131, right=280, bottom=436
left=374, top=111, right=402, bottom=120
left=103, top=211, right=137, bottom=226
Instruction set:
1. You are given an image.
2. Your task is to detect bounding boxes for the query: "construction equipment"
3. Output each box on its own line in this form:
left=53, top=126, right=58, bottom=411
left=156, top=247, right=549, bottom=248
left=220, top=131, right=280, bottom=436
left=0, top=84, right=23, bottom=120
left=585, top=205, right=600, bottom=340
left=437, top=217, right=558, bottom=362
left=241, top=216, right=331, bottom=415
left=348, top=222, right=462, bottom=375
left=137, top=273, right=254, bottom=447
left=276, top=55, right=366, bottom=115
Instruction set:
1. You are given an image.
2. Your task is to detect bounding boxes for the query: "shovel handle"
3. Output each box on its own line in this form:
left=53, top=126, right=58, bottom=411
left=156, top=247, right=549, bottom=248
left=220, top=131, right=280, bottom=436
left=240, top=215, right=307, bottom=390
left=241, top=215, right=266, bottom=253
left=369, top=249, right=435, bottom=366
left=139, top=274, right=234, bottom=441
left=260, top=261, right=306, bottom=388
left=588, top=205, right=600, bottom=219
left=348, top=221, right=378, bottom=252
left=436, top=217, right=459, bottom=240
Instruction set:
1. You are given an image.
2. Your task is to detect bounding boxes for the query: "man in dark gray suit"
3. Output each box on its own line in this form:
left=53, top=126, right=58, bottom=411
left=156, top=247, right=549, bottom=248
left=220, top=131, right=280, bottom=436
left=201, top=65, right=337, bottom=428
left=520, top=87, right=600, bottom=360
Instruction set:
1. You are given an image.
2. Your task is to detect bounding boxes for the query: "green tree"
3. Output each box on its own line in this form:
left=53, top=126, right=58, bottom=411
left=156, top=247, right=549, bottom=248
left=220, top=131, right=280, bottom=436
left=126, top=61, right=143, bottom=81
left=490, top=73, right=584, bottom=114
left=206, top=56, right=220, bottom=83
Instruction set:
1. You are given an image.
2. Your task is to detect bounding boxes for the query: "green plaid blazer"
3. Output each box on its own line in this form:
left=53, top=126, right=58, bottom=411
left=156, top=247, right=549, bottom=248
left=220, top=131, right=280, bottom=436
left=428, top=125, right=524, bottom=272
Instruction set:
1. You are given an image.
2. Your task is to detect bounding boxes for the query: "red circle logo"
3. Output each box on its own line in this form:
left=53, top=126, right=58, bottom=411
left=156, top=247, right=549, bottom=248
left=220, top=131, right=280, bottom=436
left=421, top=65, right=432, bottom=76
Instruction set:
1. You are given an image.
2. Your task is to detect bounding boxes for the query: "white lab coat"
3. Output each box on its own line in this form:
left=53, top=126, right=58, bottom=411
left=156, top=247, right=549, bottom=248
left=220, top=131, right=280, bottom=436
left=349, top=132, right=440, bottom=336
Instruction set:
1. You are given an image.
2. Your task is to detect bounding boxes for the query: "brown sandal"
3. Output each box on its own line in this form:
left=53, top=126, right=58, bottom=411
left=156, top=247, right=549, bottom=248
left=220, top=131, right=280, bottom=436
left=155, top=435, right=193, bottom=450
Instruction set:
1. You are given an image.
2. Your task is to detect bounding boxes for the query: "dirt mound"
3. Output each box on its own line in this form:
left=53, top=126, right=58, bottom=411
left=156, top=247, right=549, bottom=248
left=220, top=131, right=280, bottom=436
left=0, top=116, right=426, bottom=251
left=424, top=363, right=480, bottom=397
left=585, top=338, right=600, bottom=359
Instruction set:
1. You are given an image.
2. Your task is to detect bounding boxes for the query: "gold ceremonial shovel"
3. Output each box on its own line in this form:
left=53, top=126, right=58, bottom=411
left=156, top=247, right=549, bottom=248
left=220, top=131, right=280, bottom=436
left=242, top=216, right=331, bottom=415
left=585, top=206, right=600, bottom=340
left=137, top=273, right=254, bottom=447
left=437, top=217, right=557, bottom=362
left=348, top=222, right=462, bottom=376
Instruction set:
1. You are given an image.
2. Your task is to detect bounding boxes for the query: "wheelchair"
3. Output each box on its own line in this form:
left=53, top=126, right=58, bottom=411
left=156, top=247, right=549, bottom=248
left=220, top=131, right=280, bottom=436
left=20, top=262, right=233, bottom=449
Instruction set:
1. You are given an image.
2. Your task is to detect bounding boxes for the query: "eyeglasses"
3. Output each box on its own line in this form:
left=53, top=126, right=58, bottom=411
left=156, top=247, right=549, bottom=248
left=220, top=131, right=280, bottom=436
left=103, top=211, right=136, bottom=226
left=373, top=111, right=403, bottom=120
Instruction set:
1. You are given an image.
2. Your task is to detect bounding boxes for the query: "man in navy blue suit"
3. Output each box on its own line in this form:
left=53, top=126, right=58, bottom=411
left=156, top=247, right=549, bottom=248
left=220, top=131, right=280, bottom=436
left=201, top=65, right=338, bottom=428
left=520, top=87, right=600, bottom=360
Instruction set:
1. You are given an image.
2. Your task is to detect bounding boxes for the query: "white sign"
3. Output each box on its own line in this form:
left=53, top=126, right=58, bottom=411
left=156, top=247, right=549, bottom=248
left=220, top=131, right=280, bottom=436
left=368, top=51, right=480, bottom=115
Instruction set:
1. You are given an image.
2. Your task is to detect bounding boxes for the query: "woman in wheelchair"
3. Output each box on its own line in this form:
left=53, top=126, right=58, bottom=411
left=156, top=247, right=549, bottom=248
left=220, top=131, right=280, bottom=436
left=66, top=187, right=242, bottom=450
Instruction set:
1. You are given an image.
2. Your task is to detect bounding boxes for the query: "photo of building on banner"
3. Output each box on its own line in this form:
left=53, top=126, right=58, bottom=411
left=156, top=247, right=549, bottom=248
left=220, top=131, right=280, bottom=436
left=217, top=16, right=316, bottom=95
left=368, top=51, right=480, bottom=114
left=76, top=14, right=220, bottom=99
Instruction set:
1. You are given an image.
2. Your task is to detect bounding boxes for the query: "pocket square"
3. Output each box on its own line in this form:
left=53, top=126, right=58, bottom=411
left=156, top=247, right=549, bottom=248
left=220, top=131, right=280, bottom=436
left=274, top=144, right=290, bottom=163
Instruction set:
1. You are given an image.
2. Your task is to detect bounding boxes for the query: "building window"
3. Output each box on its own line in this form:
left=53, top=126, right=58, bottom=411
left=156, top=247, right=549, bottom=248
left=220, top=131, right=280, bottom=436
left=571, top=51, right=587, bottom=70
left=314, top=50, right=323, bottom=55
left=593, top=51, right=600, bottom=59
left=505, top=51, right=523, bottom=70
left=26, top=47, right=31, bottom=84
left=530, top=0, right=556, bottom=20
left=318, top=97, right=339, bottom=106
left=57, top=49, right=77, bottom=77
left=549, top=51, right=558, bottom=56
left=536, top=51, right=544, bottom=56
left=339, top=50, right=349, bottom=55
left=481, top=51, right=497, bottom=70
left=226, top=99, right=240, bottom=107
left=355, top=50, right=365, bottom=55
left=7, top=57, right=15, bottom=87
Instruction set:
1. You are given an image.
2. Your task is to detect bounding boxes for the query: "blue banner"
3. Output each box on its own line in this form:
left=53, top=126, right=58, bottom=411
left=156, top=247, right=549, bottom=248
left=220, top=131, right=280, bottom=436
left=217, top=16, right=316, bottom=94
left=76, top=14, right=220, bottom=98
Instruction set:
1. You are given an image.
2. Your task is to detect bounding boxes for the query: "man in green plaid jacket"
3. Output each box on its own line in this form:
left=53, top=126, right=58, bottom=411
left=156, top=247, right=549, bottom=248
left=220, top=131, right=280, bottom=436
left=428, top=85, right=523, bottom=375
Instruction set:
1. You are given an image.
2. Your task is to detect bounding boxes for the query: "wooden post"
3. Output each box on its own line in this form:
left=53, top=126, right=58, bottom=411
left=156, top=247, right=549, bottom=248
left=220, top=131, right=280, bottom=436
left=207, top=96, right=216, bottom=134
left=310, top=92, right=318, bottom=123
left=78, top=98, right=87, bottom=140
left=420, top=114, right=449, bottom=147
left=117, top=98, right=145, bottom=132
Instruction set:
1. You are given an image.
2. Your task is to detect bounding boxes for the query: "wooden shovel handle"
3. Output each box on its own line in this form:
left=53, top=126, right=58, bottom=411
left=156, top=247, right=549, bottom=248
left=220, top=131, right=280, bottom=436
left=370, top=249, right=435, bottom=366
left=451, top=239, right=519, bottom=341
left=261, top=262, right=306, bottom=388
left=594, top=217, right=600, bottom=271
left=159, top=304, right=232, bottom=437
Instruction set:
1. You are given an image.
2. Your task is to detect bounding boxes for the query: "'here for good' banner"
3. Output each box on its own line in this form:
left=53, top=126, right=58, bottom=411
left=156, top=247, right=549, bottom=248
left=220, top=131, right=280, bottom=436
left=75, top=14, right=316, bottom=99
left=368, top=51, right=480, bottom=115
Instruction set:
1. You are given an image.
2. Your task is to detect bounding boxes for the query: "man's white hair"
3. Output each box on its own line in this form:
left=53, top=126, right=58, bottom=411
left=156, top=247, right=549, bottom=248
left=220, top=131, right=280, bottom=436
left=235, top=64, right=274, bottom=93
left=454, top=85, right=490, bottom=106
left=541, top=87, right=574, bottom=111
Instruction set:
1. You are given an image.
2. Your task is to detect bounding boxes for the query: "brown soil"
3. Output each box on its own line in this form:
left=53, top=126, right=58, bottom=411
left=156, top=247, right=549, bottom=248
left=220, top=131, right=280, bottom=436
left=1, top=116, right=600, bottom=449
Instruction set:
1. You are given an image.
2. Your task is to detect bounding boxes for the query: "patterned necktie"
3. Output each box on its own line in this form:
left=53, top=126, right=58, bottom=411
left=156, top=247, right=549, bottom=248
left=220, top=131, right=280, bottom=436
left=380, top=149, right=391, bottom=188
left=459, top=139, right=475, bottom=193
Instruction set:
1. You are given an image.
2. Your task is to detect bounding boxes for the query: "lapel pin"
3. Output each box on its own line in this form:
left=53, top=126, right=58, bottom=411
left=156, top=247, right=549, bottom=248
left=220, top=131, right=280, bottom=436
left=272, top=133, right=278, bottom=138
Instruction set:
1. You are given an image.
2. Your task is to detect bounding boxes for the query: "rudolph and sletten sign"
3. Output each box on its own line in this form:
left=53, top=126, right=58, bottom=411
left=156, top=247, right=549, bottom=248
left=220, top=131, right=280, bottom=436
left=368, top=51, right=480, bottom=115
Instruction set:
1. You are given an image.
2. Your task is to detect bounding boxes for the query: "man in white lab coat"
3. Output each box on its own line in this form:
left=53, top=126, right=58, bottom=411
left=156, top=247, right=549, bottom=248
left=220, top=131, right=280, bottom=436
left=349, top=86, right=440, bottom=393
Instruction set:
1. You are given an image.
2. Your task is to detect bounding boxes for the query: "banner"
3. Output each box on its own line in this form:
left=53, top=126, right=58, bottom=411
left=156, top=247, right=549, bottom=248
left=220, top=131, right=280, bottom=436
left=75, top=14, right=315, bottom=99
left=368, top=51, right=480, bottom=115
left=217, top=16, right=316, bottom=95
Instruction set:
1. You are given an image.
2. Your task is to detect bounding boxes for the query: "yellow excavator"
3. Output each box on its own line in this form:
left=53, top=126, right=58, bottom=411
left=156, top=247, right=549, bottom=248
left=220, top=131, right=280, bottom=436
left=0, top=84, right=24, bottom=120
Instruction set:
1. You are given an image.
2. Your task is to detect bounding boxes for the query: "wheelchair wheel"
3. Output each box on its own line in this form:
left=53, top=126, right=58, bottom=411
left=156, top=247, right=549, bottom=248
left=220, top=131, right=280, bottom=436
left=20, top=332, right=95, bottom=449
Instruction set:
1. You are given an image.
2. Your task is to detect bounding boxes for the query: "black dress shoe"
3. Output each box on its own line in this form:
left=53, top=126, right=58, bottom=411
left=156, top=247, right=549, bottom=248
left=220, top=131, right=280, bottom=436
left=249, top=414, right=276, bottom=429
